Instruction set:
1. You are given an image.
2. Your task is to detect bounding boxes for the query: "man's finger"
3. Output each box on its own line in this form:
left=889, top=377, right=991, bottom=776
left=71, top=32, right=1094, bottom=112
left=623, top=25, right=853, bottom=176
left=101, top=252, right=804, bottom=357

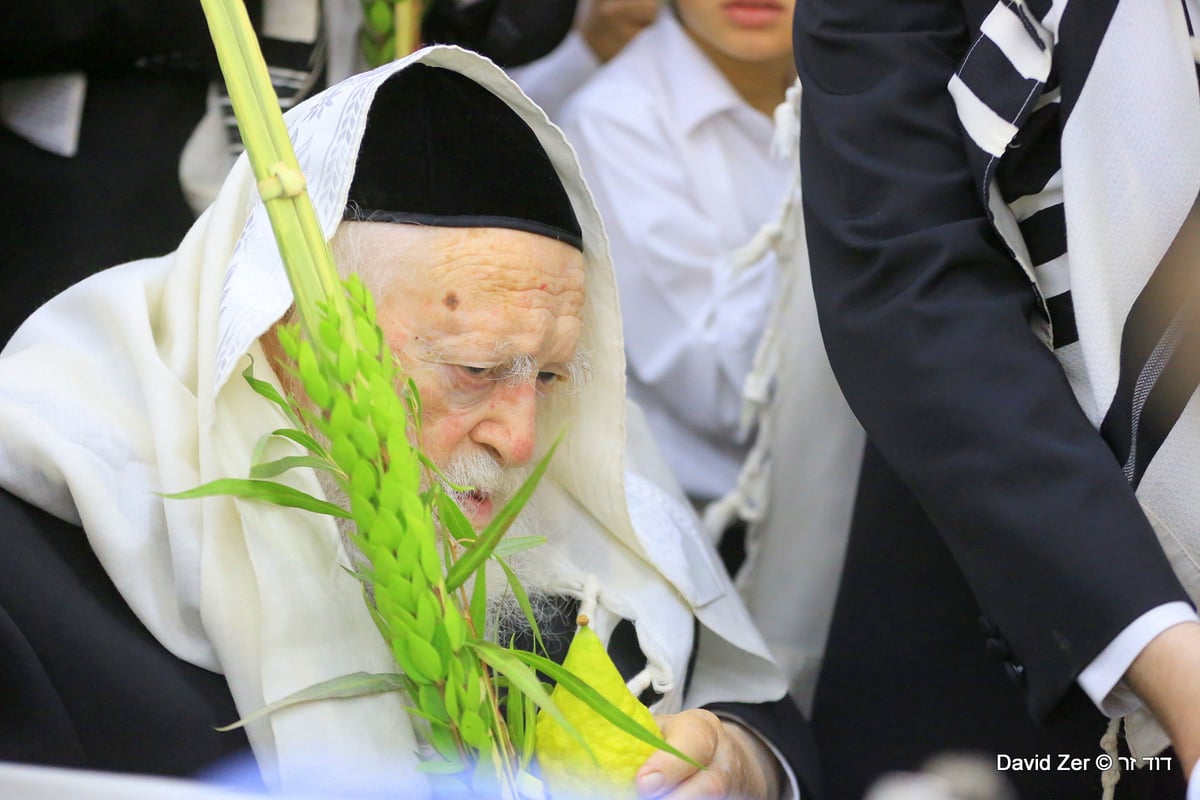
left=636, top=710, right=722, bottom=798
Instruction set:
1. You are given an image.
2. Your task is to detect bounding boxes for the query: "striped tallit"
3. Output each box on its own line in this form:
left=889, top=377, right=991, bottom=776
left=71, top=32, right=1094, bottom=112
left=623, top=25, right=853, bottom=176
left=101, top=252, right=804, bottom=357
left=949, top=0, right=1200, bottom=758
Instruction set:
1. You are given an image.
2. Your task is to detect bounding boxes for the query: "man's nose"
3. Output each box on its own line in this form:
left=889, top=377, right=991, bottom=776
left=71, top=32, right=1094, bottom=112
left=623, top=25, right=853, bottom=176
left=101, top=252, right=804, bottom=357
left=470, top=382, right=538, bottom=466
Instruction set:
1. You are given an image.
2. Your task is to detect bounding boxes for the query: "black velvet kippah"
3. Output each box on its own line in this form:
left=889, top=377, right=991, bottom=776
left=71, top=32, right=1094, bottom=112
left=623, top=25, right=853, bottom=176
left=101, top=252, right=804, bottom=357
left=344, top=64, right=583, bottom=251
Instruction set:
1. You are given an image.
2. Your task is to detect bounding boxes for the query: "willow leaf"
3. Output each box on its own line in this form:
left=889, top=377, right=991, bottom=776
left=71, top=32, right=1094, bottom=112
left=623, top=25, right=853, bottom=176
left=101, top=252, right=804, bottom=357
left=403, top=705, right=454, bottom=729
left=470, top=561, right=488, bottom=636
left=418, top=452, right=472, bottom=494
left=250, top=454, right=341, bottom=480
left=508, top=650, right=702, bottom=769
left=406, top=377, right=423, bottom=432
left=250, top=431, right=272, bottom=469
left=433, top=486, right=477, bottom=545
left=242, top=359, right=303, bottom=429
left=365, top=594, right=393, bottom=642
left=435, top=490, right=457, bottom=576
left=496, top=558, right=547, bottom=657
left=444, top=439, right=559, bottom=591
left=215, top=671, right=408, bottom=731
left=341, top=563, right=379, bottom=586
left=505, top=682, right=526, bottom=762
left=164, top=478, right=351, bottom=518
left=270, top=427, right=331, bottom=460
left=468, top=641, right=588, bottom=758
left=521, top=684, right=542, bottom=766
left=505, top=682, right=539, bottom=769
left=491, top=536, right=545, bottom=559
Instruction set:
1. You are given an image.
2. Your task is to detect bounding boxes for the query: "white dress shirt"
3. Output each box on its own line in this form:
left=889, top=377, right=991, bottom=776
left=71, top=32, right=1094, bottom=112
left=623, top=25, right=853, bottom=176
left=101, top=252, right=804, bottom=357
left=560, top=12, right=787, bottom=502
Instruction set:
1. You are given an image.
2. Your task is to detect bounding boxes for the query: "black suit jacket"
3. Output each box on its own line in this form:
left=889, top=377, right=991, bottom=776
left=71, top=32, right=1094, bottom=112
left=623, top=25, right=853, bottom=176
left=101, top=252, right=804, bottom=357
left=0, top=489, right=250, bottom=775
left=795, top=0, right=1190, bottom=797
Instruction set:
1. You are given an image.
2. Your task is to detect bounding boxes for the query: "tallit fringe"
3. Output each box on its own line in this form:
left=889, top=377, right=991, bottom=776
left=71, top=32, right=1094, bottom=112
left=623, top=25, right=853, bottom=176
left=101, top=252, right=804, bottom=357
left=1100, top=717, right=1122, bottom=800
left=706, top=80, right=803, bottom=541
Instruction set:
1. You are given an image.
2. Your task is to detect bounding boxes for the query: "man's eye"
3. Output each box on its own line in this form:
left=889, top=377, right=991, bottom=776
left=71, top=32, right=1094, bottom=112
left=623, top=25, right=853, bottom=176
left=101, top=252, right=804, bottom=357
left=536, top=371, right=560, bottom=386
left=449, top=365, right=492, bottom=390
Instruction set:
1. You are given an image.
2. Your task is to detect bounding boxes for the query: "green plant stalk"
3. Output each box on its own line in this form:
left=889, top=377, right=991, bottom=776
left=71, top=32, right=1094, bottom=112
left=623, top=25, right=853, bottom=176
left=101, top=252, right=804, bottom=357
left=198, top=0, right=499, bottom=779
left=199, top=0, right=350, bottom=343
left=359, top=0, right=425, bottom=67
left=278, top=283, right=495, bottom=772
left=395, top=0, right=424, bottom=58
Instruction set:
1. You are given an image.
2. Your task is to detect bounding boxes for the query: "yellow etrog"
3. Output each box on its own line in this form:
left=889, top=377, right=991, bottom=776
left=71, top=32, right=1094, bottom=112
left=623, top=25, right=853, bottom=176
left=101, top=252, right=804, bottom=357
left=534, top=615, right=661, bottom=800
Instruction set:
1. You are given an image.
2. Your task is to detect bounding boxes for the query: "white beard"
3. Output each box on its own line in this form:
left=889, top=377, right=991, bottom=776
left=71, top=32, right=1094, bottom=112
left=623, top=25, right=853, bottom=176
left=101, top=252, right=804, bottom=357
left=315, top=453, right=572, bottom=643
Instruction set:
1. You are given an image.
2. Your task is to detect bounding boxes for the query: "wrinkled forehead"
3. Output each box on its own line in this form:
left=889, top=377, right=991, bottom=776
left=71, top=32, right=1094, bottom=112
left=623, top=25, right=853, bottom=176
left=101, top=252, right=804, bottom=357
left=335, top=221, right=584, bottom=294
left=354, top=224, right=587, bottom=376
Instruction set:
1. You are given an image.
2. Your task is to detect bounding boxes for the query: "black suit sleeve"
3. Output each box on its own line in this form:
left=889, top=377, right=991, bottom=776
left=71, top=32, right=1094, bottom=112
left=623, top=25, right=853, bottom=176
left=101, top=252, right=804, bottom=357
left=0, top=0, right=263, bottom=77
left=0, top=488, right=250, bottom=777
left=793, top=0, right=1189, bottom=718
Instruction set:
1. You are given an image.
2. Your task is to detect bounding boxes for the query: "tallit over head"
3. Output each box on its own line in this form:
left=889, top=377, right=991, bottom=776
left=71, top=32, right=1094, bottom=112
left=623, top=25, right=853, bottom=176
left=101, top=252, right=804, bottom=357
left=0, top=48, right=785, bottom=794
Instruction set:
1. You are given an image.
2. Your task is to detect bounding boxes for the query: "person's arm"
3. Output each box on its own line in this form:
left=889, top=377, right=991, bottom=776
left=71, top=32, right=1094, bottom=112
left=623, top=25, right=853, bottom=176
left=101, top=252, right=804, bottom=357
left=577, top=0, right=658, bottom=63
left=794, top=0, right=1188, bottom=723
left=1125, top=622, right=1200, bottom=776
left=561, top=95, right=776, bottom=444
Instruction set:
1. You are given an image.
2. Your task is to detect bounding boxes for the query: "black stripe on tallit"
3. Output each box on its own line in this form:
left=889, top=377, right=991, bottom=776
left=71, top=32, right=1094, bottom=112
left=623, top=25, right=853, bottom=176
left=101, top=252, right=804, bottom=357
left=956, top=35, right=1043, bottom=129
left=954, top=5, right=1049, bottom=209
left=1128, top=299, right=1200, bottom=486
left=995, top=101, right=1062, bottom=203
left=1054, top=0, right=1119, bottom=124
left=1024, top=0, right=1054, bottom=20
left=1018, top=204, right=1066, bottom=266
left=1043, top=291, right=1080, bottom=349
left=1100, top=245, right=1200, bottom=486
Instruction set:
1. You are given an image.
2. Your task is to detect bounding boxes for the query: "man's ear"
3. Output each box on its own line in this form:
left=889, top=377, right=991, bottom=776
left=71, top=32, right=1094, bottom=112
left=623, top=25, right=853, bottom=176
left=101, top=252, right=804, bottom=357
left=257, top=309, right=298, bottom=389
left=258, top=324, right=286, bottom=375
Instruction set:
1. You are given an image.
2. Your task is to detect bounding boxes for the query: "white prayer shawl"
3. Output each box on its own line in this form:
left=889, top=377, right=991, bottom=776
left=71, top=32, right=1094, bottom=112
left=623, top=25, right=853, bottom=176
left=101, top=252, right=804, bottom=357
left=948, top=0, right=1200, bottom=758
left=0, top=48, right=785, bottom=795
left=704, top=83, right=864, bottom=712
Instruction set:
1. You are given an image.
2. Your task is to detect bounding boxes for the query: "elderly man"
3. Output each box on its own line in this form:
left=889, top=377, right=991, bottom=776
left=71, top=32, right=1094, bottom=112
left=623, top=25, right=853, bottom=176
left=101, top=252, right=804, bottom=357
left=0, top=50, right=817, bottom=800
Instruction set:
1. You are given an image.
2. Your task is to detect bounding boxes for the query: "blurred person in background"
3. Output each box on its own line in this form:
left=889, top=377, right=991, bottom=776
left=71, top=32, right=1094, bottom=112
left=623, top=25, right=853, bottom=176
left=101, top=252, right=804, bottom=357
left=559, top=0, right=863, bottom=711
left=507, top=0, right=660, bottom=119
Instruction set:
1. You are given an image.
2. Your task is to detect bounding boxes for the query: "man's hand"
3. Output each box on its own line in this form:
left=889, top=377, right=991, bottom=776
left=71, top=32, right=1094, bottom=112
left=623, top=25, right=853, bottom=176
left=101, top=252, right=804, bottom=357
left=1125, top=620, right=1200, bottom=778
left=634, top=709, right=781, bottom=800
left=579, top=0, right=658, bottom=63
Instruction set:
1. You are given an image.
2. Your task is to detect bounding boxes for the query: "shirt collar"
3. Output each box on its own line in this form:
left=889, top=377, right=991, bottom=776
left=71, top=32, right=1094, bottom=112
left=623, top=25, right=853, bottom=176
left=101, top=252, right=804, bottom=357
left=654, top=11, right=753, bottom=134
